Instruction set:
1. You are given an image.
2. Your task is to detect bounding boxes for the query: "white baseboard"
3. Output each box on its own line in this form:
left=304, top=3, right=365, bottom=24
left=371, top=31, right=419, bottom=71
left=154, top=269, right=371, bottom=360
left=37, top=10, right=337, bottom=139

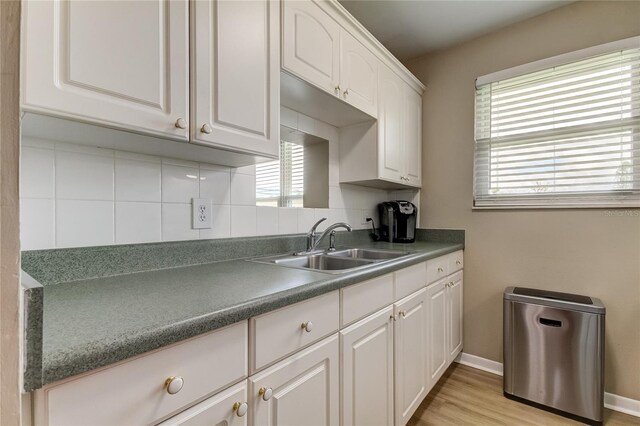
left=454, top=352, right=640, bottom=418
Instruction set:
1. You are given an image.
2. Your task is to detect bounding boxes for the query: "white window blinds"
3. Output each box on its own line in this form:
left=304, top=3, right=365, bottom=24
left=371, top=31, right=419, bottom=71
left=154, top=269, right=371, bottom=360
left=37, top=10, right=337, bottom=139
left=256, top=141, right=304, bottom=207
left=474, top=45, right=640, bottom=208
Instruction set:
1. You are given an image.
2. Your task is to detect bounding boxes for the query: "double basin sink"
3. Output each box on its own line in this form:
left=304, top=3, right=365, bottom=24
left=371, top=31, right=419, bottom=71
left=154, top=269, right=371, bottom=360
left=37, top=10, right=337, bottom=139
left=251, top=248, right=414, bottom=274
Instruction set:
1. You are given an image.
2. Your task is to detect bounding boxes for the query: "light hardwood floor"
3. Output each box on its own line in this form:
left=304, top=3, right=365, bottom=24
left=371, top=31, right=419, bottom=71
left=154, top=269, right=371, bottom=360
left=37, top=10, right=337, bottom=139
left=409, top=363, right=640, bottom=426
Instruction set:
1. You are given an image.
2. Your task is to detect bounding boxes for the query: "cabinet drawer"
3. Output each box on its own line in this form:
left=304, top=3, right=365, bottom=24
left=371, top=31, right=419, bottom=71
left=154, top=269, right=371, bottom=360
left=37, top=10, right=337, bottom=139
left=448, top=250, right=464, bottom=272
left=426, top=256, right=449, bottom=284
left=250, top=291, right=340, bottom=373
left=159, top=381, right=248, bottom=426
left=341, top=274, right=394, bottom=326
left=395, top=262, right=427, bottom=300
left=36, top=322, right=248, bottom=426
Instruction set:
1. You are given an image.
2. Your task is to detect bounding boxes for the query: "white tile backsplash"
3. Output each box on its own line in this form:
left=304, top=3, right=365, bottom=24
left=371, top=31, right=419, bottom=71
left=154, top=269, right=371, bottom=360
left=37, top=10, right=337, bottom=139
left=256, top=206, right=279, bottom=236
left=199, top=204, right=231, bottom=239
left=56, top=200, right=114, bottom=248
left=230, top=205, right=257, bottom=237
left=230, top=172, right=256, bottom=206
left=161, top=163, right=199, bottom=203
left=20, top=113, right=398, bottom=249
left=278, top=207, right=299, bottom=234
left=115, top=202, right=161, bottom=244
left=115, top=157, right=161, bottom=202
left=162, top=203, right=198, bottom=242
left=55, top=150, right=114, bottom=200
left=21, top=147, right=55, bottom=199
left=20, top=199, right=55, bottom=250
left=199, top=168, right=231, bottom=204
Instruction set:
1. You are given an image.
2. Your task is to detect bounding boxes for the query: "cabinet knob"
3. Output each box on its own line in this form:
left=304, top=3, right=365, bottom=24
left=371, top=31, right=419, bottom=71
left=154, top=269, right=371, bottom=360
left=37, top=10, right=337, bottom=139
left=164, top=376, right=184, bottom=395
left=233, top=401, right=248, bottom=417
left=456, top=260, right=461, bottom=265
left=343, top=88, right=349, bottom=98
left=399, top=311, right=406, bottom=318
left=335, top=85, right=341, bottom=95
left=437, top=267, right=444, bottom=273
left=390, top=314, right=397, bottom=321
left=174, top=118, right=187, bottom=129
left=200, top=123, right=213, bottom=134
left=301, top=321, right=313, bottom=333
left=259, top=387, right=273, bottom=401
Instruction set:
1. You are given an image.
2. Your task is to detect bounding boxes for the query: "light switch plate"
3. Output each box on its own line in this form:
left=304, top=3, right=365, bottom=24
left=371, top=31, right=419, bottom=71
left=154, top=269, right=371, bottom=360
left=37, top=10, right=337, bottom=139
left=192, top=198, right=212, bottom=229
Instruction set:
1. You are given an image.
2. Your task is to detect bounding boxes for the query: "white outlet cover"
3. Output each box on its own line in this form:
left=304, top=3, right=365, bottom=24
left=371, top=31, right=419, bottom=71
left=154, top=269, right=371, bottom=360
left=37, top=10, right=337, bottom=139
left=192, top=198, right=213, bottom=229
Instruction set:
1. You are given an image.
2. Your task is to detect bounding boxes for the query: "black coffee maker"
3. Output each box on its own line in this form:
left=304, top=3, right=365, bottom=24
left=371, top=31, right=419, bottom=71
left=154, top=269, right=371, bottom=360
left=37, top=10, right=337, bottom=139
left=378, top=201, right=417, bottom=243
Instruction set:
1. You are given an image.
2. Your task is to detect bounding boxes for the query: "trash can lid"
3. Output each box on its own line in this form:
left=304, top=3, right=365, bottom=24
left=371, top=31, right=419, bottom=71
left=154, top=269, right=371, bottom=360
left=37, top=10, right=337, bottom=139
left=504, top=286, right=605, bottom=314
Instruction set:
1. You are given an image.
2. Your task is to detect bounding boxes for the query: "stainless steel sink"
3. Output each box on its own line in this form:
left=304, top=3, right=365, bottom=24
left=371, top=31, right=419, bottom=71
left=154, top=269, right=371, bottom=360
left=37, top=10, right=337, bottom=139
left=327, top=248, right=411, bottom=261
left=250, top=247, right=413, bottom=274
left=274, top=254, right=373, bottom=270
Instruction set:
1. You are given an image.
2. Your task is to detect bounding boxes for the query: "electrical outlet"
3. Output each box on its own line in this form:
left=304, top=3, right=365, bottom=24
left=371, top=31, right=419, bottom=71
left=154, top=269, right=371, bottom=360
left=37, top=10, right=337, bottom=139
left=361, top=211, right=370, bottom=226
left=192, top=198, right=212, bottom=229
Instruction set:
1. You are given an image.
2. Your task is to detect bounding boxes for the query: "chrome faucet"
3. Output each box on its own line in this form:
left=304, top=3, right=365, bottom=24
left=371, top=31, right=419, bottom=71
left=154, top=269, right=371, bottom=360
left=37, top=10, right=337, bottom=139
left=306, top=217, right=327, bottom=252
left=306, top=222, right=352, bottom=253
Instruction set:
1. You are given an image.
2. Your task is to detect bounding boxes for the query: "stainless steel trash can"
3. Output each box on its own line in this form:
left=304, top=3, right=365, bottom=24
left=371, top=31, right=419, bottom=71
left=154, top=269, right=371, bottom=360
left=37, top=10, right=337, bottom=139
left=504, top=287, right=606, bottom=424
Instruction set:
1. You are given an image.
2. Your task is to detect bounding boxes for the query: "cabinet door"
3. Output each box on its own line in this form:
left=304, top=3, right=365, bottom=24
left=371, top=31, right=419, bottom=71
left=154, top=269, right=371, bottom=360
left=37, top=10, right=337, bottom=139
left=404, top=85, right=423, bottom=187
left=192, top=0, right=279, bottom=157
left=159, top=381, right=248, bottom=426
left=249, top=335, right=339, bottom=426
left=448, top=271, right=464, bottom=362
left=340, top=306, right=394, bottom=426
left=377, top=64, right=405, bottom=184
left=394, top=288, right=428, bottom=426
left=339, top=30, right=378, bottom=118
left=427, top=279, right=448, bottom=389
left=282, top=0, right=341, bottom=95
left=22, top=0, right=189, bottom=140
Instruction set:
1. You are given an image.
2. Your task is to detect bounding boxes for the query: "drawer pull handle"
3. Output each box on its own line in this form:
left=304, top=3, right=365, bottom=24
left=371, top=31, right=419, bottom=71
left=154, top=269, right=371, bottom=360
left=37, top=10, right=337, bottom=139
left=437, top=267, right=444, bottom=273
left=301, top=321, right=314, bottom=333
left=174, top=118, right=187, bottom=129
left=233, top=401, right=248, bottom=417
left=164, top=376, right=184, bottom=395
left=259, top=387, right=273, bottom=401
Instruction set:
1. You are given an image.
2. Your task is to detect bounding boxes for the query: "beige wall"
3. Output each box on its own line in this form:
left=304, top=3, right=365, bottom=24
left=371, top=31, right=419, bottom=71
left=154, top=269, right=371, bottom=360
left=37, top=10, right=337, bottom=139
left=407, top=1, right=640, bottom=400
left=0, top=0, right=22, bottom=424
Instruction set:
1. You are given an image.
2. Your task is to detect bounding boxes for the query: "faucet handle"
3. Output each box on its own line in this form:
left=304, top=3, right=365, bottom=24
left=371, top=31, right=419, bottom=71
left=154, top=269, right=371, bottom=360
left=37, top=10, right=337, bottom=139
left=309, top=217, right=327, bottom=234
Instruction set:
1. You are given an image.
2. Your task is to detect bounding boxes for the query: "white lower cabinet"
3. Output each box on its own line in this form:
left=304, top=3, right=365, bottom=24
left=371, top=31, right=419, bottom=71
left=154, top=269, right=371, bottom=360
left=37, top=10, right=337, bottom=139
left=427, top=278, right=448, bottom=388
left=340, top=306, right=394, bottom=426
left=427, top=270, right=464, bottom=391
left=159, top=381, right=248, bottom=426
left=249, top=334, right=339, bottom=426
left=448, top=271, right=464, bottom=363
left=394, top=288, right=428, bottom=426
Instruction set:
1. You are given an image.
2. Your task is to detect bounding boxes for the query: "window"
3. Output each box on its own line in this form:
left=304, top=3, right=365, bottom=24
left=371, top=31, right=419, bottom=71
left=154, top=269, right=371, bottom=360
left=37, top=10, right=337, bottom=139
left=256, top=140, right=304, bottom=207
left=474, top=40, right=640, bottom=208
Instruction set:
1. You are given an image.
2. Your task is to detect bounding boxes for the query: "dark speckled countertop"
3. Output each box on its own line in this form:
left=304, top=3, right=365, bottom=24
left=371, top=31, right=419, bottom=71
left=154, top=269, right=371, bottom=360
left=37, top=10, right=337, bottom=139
left=22, top=230, right=464, bottom=390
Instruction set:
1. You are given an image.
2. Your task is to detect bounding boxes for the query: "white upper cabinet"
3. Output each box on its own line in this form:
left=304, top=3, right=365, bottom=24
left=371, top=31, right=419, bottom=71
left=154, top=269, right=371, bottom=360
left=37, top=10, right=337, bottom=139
left=282, top=0, right=341, bottom=95
left=378, top=64, right=405, bottom=184
left=339, top=29, right=378, bottom=117
left=282, top=0, right=378, bottom=119
left=192, top=0, right=279, bottom=157
left=22, top=0, right=189, bottom=140
left=404, top=85, right=423, bottom=187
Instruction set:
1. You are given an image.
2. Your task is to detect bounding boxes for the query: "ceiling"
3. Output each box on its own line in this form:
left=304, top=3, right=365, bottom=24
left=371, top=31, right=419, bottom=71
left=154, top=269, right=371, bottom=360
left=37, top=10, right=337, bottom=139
left=338, top=0, right=573, bottom=61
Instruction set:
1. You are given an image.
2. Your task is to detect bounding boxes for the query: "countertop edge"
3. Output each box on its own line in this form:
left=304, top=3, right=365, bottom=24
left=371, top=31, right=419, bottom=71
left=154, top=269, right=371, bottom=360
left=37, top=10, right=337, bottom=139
left=38, top=243, right=464, bottom=387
